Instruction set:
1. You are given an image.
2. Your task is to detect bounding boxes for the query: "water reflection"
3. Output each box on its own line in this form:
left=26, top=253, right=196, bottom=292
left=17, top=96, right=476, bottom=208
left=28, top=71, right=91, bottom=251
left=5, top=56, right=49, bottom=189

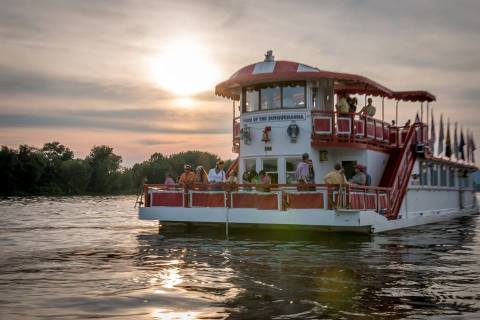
left=0, top=197, right=478, bottom=319
left=135, top=215, right=480, bottom=319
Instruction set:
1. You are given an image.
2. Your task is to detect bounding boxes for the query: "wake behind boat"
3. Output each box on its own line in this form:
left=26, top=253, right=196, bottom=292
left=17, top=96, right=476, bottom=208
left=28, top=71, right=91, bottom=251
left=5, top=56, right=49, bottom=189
left=139, top=51, right=478, bottom=233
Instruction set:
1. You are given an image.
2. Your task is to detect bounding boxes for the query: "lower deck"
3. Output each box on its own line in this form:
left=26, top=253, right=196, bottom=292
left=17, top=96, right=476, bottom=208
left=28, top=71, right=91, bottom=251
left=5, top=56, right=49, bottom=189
left=139, top=185, right=478, bottom=233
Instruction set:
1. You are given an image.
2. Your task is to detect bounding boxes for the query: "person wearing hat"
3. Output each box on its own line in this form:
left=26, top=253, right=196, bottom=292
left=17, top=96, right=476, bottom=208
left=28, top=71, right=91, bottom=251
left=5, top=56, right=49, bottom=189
left=179, top=164, right=195, bottom=186
left=349, top=164, right=367, bottom=185
left=208, top=160, right=226, bottom=183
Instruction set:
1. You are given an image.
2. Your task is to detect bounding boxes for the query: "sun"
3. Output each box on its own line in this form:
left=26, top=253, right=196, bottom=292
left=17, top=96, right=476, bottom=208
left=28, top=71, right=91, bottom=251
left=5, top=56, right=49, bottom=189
left=148, top=38, right=220, bottom=96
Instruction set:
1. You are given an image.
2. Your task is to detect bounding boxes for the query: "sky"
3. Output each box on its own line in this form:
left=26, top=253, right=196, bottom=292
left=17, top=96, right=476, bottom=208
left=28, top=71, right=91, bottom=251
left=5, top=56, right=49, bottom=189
left=1, top=0, right=479, bottom=166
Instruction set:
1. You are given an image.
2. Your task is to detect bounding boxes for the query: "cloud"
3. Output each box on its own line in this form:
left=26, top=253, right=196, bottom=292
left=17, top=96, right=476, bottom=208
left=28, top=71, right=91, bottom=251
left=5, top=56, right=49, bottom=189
left=0, top=65, right=174, bottom=102
left=136, top=139, right=181, bottom=146
left=0, top=113, right=229, bottom=135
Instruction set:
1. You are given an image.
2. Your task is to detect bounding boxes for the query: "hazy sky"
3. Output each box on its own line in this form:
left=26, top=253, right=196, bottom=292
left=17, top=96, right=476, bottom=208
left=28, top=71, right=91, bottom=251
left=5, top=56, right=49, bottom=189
left=1, top=0, right=479, bottom=165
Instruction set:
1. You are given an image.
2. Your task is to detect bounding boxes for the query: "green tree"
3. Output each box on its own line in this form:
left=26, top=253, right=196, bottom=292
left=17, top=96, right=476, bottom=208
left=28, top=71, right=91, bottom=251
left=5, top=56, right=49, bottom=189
left=15, top=145, right=48, bottom=194
left=86, top=145, right=122, bottom=194
left=59, top=159, right=90, bottom=194
left=0, top=146, right=18, bottom=195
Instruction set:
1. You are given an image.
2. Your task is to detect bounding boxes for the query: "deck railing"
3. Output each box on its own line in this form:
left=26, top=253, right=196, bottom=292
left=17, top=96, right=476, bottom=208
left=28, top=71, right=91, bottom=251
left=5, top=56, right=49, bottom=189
left=311, top=110, right=428, bottom=148
left=143, top=183, right=391, bottom=215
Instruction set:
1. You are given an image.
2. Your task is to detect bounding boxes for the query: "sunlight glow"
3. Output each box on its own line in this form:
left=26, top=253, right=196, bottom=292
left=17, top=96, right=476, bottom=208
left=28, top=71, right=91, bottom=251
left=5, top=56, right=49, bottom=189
left=149, top=38, right=220, bottom=96
left=152, top=309, right=199, bottom=320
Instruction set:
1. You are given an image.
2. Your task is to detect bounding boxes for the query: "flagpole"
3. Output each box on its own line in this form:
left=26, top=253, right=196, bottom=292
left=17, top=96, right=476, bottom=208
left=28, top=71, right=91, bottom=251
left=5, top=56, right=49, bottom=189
left=420, top=102, right=423, bottom=123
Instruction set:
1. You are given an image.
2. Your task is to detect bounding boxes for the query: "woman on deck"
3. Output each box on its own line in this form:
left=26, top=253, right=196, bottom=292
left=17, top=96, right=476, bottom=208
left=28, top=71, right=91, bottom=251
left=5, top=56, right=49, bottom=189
left=194, top=166, right=208, bottom=184
left=208, top=160, right=226, bottom=183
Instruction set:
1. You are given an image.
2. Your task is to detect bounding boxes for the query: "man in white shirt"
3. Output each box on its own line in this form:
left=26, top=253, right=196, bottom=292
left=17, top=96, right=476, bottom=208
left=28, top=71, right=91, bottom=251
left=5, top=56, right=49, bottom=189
left=208, top=160, right=226, bottom=183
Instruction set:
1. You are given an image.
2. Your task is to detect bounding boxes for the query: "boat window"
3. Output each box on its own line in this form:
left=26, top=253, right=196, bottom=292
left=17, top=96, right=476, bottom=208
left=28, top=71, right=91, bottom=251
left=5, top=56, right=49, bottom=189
left=286, top=157, right=301, bottom=184
left=282, top=84, right=305, bottom=109
left=245, top=88, right=259, bottom=112
left=440, top=165, right=447, bottom=186
left=262, top=158, right=278, bottom=184
left=430, top=164, right=438, bottom=186
left=449, top=167, right=455, bottom=187
left=244, top=158, right=256, bottom=172
left=260, top=86, right=281, bottom=110
left=260, top=87, right=282, bottom=110
left=420, top=162, right=428, bottom=185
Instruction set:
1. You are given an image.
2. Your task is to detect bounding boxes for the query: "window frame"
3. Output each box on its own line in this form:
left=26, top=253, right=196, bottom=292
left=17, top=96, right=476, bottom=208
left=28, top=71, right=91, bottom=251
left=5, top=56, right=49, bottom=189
left=242, top=81, right=307, bottom=113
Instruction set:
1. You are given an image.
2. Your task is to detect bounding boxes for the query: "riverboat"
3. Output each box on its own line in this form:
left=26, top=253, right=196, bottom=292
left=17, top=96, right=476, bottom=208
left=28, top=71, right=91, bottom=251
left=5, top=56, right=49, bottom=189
left=139, top=51, right=478, bottom=233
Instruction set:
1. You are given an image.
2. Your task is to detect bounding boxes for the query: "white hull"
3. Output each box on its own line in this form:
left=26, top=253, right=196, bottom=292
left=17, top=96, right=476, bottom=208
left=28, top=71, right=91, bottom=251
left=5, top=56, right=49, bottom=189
left=139, top=189, right=478, bottom=233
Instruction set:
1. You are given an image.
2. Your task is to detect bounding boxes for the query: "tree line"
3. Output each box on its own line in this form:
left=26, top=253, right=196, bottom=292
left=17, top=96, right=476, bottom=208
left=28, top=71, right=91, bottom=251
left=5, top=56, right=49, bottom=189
left=0, top=142, right=232, bottom=196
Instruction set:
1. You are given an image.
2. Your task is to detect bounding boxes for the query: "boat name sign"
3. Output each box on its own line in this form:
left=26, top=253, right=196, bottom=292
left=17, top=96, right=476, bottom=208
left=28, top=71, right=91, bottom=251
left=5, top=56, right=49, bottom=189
left=243, top=112, right=306, bottom=124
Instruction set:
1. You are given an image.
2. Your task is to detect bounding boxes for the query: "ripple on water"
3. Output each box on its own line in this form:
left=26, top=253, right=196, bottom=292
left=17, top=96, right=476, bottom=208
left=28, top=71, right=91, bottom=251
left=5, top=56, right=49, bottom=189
left=0, top=196, right=479, bottom=319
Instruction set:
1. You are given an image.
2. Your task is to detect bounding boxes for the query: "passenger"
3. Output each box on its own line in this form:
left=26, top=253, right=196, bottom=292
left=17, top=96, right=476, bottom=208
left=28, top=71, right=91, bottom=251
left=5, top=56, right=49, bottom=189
left=249, top=170, right=259, bottom=184
left=242, top=170, right=251, bottom=183
left=360, top=98, right=376, bottom=117
left=308, top=159, right=316, bottom=185
left=194, top=165, right=208, bottom=184
left=324, top=163, right=347, bottom=208
left=364, top=167, right=372, bottom=186
left=335, top=94, right=350, bottom=114
left=391, top=120, right=396, bottom=126
left=404, top=119, right=411, bottom=128
left=226, top=171, right=238, bottom=191
left=227, top=171, right=238, bottom=184
left=259, top=170, right=271, bottom=184
left=208, top=160, right=226, bottom=183
left=179, top=164, right=195, bottom=187
left=258, top=170, right=271, bottom=192
left=295, top=153, right=310, bottom=183
left=349, top=97, right=358, bottom=113
left=164, top=173, right=176, bottom=185
left=349, top=164, right=367, bottom=185
left=323, top=163, right=347, bottom=186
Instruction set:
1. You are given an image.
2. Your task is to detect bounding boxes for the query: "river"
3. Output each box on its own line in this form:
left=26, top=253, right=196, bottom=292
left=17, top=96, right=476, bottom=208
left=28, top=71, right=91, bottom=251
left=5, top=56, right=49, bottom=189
left=1, top=196, right=479, bottom=319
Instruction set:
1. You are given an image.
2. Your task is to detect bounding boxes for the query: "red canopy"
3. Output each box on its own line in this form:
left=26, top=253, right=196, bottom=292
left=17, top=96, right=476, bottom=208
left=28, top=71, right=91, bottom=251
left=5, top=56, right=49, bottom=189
left=215, top=60, right=392, bottom=100
left=391, top=91, right=436, bottom=102
left=215, top=58, right=436, bottom=103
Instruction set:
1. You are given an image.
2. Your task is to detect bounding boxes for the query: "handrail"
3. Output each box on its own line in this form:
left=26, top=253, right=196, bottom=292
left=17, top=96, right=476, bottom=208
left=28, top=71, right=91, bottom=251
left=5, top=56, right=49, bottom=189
left=311, top=110, right=427, bottom=149
left=143, top=182, right=391, bottom=213
left=386, top=123, right=423, bottom=219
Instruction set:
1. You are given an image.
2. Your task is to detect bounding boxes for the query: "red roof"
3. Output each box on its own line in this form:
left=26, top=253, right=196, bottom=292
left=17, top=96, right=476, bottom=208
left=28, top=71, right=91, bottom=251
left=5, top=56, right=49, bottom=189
left=392, top=91, right=436, bottom=102
left=215, top=59, right=435, bottom=102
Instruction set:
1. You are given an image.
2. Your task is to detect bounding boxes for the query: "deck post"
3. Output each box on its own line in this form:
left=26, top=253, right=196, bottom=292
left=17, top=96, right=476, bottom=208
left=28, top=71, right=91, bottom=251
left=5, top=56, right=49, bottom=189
left=420, top=102, right=424, bottom=123
left=426, top=102, right=430, bottom=141
left=395, top=100, right=399, bottom=125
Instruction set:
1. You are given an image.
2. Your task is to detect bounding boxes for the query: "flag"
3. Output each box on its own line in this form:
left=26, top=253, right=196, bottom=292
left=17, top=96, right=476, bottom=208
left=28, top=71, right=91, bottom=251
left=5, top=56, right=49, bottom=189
left=467, top=129, right=471, bottom=163
left=459, top=128, right=465, bottom=161
left=471, top=132, right=476, bottom=163
left=430, top=109, right=436, bottom=155
left=438, top=114, right=444, bottom=155
left=445, top=119, right=452, bottom=158
left=453, top=122, right=458, bottom=159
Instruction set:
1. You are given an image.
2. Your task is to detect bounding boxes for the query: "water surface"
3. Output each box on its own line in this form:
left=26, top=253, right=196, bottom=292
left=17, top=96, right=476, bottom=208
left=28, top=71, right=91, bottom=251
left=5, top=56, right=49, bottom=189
left=1, top=196, right=479, bottom=319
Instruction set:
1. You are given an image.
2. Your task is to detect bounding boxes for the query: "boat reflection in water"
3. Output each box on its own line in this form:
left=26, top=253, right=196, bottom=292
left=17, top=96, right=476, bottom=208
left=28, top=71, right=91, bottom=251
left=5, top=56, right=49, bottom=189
left=135, top=214, right=480, bottom=319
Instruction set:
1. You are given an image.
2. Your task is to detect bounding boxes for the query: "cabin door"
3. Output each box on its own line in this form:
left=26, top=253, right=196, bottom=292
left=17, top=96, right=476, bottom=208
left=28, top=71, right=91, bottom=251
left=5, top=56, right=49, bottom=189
left=342, top=161, right=357, bottom=181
